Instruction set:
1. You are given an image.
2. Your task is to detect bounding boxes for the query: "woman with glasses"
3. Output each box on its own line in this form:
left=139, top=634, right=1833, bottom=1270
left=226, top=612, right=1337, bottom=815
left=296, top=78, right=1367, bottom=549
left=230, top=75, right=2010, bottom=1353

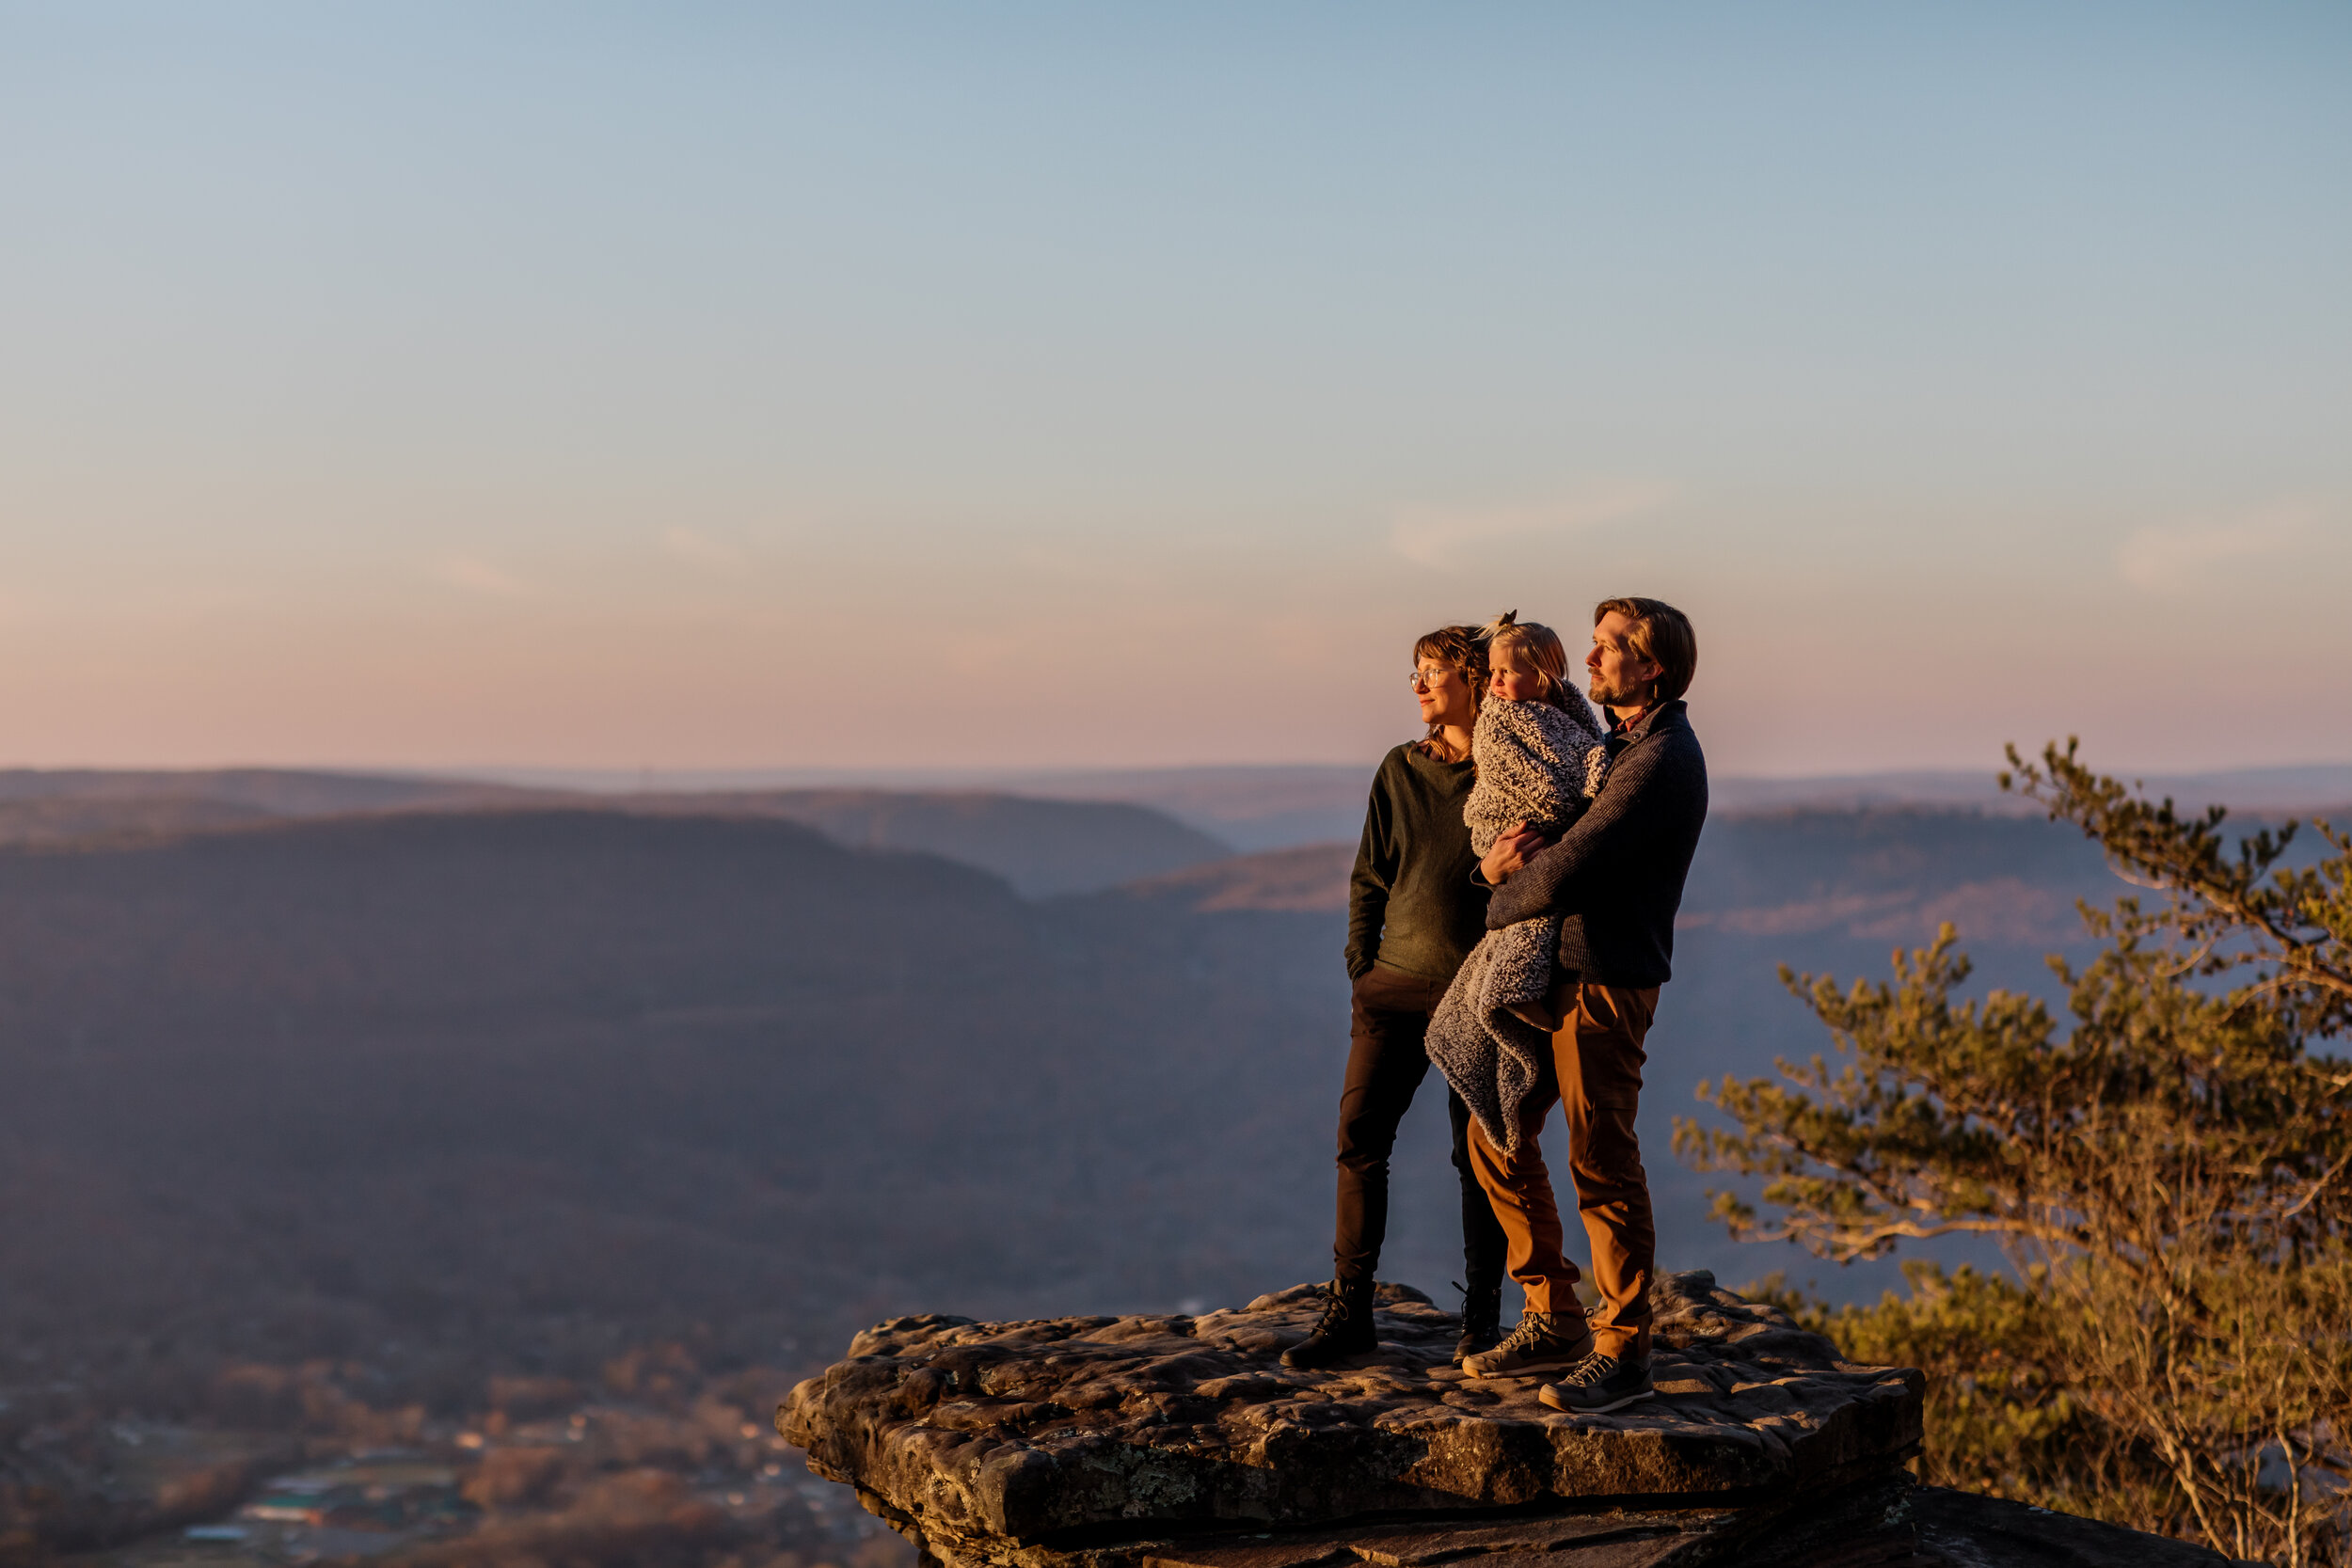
left=1282, top=624, right=1510, bottom=1369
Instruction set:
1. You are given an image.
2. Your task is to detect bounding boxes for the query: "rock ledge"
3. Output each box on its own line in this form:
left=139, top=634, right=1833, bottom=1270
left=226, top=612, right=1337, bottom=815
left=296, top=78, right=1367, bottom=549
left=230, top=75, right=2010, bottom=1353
left=780, top=1272, right=2223, bottom=1568
left=781, top=1273, right=1927, bottom=1560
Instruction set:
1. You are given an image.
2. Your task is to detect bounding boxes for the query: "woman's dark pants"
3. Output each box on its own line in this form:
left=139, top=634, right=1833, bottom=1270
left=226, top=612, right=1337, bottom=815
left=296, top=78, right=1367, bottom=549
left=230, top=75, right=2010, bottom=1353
left=1332, top=963, right=1508, bottom=1289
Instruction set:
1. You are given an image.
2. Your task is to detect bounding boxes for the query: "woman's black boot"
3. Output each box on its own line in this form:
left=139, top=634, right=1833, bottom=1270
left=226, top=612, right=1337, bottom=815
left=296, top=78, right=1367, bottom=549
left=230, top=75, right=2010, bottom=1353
left=1453, top=1279, right=1504, bottom=1362
left=1280, top=1278, right=1379, bottom=1368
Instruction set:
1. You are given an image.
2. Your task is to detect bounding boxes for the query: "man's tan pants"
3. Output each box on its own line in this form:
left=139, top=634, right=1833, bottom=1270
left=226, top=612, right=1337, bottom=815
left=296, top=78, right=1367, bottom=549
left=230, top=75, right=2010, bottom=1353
left=1465, top=978, right=1660, bottom=1359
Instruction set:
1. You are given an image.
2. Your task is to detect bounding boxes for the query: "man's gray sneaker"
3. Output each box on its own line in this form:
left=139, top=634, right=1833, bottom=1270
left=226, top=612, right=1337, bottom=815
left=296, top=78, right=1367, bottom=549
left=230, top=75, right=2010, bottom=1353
left=1460, top=1310, right=1594, bottom=1379
left=1538, top=1350, right=1654, bottom=1414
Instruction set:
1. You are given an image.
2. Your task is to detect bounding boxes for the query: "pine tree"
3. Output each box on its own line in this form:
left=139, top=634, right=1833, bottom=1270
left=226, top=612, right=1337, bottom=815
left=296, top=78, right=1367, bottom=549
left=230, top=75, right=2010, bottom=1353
left=1677, top=742, right=2352, bottom=1563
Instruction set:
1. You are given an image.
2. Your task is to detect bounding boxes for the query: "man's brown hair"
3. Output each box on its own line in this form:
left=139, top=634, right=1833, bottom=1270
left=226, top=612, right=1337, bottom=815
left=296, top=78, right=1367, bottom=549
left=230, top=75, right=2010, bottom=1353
left=1593, top=597, right=1697, bottom=705
left=1411, top=624, right=1490, bottom=752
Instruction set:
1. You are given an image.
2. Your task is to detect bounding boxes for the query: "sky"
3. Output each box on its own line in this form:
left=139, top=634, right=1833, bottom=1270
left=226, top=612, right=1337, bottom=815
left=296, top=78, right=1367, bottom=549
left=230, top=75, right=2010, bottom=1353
left=2, top=2, right=2346, bottom=776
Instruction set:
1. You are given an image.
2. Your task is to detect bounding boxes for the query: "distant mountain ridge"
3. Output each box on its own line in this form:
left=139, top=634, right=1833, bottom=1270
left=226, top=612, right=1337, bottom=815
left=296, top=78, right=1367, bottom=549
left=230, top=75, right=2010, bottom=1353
left=1086, top=805, right=2119, bottom=947
left=9, top=764, right=2343, bottom=877
left=1039, top=762, right=2352, bottom=840
left=0, top=776, right=2259, bottom=1434
left=0, top=768, right=552, bottom=853
left=0, top=769, right=1232, bottom=897
left=641, top=788, right=1232, bottom=896
left=1107, top=842, right=1356, bottom=912
left=1708, top=763, right=2352, bottom=816
left=447, top=760, right=2352, bottom=850
left=7, top=763, right=2343, bottom=917
left=0, top=766, right=544, bottom=814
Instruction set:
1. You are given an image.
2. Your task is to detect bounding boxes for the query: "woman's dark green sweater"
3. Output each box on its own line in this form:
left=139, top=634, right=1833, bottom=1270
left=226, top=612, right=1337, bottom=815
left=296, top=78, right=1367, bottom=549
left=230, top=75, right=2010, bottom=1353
left=1344, top=742, right=1489, bottom=984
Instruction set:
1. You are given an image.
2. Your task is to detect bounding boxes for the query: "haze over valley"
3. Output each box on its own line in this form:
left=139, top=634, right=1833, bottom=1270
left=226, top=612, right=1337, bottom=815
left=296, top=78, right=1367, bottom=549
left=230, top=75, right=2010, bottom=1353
left=2, top=761, right=2347, bottom=1562
left=15, top=759, right=2352, bottom=1358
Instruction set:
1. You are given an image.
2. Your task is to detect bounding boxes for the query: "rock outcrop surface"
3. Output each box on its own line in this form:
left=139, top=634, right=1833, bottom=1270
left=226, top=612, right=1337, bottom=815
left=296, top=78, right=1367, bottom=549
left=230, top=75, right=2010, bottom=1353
left=781, top=1273, right=1937, bottom=1564
left=783, top=1272, right=2229, bottom=1568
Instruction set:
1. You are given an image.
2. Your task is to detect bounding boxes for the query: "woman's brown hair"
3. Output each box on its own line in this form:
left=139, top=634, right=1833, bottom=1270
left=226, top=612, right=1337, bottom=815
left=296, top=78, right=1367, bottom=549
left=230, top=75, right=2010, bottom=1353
left=1411, top=624, right=1489, bottom=756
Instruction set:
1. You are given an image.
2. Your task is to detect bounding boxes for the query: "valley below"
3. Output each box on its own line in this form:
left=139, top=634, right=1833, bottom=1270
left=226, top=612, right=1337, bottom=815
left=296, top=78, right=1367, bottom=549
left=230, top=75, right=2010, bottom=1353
left=0, top=766, right=2333, bottom=1567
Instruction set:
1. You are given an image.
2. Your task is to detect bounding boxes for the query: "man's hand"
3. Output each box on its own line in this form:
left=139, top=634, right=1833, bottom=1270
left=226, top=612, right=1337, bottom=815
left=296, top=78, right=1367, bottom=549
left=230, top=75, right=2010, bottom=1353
left=1480, top=823, right=1549, bottom=886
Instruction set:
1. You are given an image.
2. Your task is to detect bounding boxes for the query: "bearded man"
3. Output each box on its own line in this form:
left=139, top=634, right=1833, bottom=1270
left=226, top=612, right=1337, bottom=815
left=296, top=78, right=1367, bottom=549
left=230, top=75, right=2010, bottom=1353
left=1456, top=596, right=1705, bottom=1416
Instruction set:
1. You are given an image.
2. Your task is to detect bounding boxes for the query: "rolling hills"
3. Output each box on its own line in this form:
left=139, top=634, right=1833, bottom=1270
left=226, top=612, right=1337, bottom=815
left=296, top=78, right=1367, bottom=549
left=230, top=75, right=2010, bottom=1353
left=0, top=784, right=2155, bottom=1397
left=5, top=767, right=2313, bottom=1560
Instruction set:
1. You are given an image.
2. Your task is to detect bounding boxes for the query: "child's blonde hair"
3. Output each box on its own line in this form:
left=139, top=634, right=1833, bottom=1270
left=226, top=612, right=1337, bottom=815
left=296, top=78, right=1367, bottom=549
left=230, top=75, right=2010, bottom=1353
left=1484, top=610, right=1574, bottom=710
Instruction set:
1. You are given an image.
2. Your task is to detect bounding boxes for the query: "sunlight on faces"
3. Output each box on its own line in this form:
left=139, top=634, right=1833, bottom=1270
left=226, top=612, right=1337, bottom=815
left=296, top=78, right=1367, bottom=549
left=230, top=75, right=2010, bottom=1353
left=1586, top=610, right=1662, bottom=714
left=1489, top=643, right=1549, bottom=705
left=1411, top=658, right=1476, bottom=733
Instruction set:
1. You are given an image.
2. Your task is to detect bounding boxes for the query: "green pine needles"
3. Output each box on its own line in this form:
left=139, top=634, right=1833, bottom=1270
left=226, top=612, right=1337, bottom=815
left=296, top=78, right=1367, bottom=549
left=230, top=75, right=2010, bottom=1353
left=1677, top=741, right=2352, bottom=1564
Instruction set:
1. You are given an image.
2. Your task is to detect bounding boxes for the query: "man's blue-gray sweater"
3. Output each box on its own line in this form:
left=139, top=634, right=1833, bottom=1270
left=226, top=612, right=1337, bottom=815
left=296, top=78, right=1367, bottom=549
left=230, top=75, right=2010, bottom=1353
left=1482, top=699, right=1708, bottom=989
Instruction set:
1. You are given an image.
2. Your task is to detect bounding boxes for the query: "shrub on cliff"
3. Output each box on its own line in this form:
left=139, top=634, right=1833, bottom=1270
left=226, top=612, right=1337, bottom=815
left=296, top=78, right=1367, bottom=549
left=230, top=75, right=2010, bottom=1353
left=1680, top=741, right=2352, bottom=1566
left=1740, top=1261, right=2130, bottom=1514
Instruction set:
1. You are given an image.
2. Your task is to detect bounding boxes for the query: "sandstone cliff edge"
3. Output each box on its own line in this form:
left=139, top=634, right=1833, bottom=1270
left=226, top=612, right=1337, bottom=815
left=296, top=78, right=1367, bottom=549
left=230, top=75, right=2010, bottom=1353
left=779, top=1271, right=2223, bottom=1568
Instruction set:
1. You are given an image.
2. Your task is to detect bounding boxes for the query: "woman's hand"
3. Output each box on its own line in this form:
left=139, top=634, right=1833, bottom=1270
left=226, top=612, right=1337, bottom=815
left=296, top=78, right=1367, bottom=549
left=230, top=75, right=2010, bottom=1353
left=1480, top=823, right=1549, bottom=885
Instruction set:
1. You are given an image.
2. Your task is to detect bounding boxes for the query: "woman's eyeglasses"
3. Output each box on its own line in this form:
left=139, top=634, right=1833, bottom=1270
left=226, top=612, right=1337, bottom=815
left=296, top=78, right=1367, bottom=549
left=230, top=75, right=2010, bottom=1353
left=1408, top=667, right=1457, bottom=689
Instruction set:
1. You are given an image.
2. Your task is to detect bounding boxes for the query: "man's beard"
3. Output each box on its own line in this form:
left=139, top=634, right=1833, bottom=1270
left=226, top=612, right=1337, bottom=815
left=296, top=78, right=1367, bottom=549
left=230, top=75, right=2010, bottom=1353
left=1587, top=673, right=1636, bottom=707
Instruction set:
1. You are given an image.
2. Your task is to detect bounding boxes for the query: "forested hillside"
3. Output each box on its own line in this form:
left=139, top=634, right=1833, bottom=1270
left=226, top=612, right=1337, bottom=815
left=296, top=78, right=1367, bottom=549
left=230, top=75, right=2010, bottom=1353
left=0, top=800, right=2131, bottom=1379
left=0, top=792, right=2155, bottom=1564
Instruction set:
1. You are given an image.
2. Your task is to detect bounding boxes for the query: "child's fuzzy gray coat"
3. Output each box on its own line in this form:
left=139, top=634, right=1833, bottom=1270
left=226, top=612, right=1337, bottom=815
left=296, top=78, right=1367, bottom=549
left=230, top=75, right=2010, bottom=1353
left=1427, top=693, right=1608, bottom=1154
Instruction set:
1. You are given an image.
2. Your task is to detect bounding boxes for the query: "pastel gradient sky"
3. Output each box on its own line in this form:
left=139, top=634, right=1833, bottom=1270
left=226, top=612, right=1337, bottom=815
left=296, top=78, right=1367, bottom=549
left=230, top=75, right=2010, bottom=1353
left=3, top=3, right=2346, bottom=774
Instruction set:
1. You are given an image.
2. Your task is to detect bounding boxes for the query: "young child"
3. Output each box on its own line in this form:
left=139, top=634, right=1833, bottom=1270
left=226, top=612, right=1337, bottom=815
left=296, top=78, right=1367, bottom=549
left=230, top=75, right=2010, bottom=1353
left=1423, top=612, right=1609, bottom=1160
